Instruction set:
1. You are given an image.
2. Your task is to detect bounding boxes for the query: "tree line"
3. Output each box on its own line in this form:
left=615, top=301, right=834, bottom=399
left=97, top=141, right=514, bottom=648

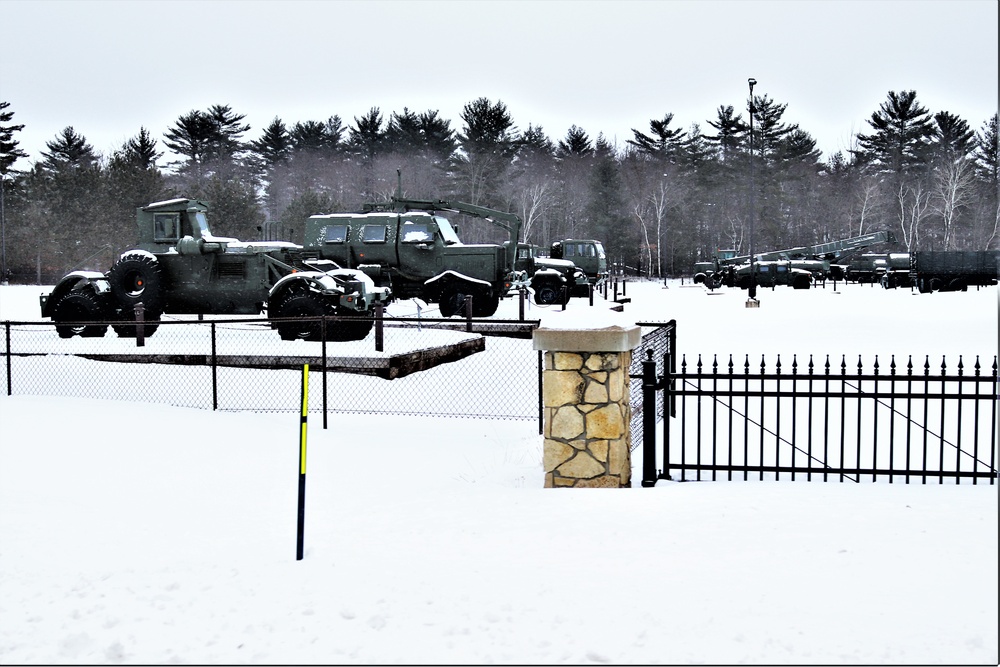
left=0, top=92, right=997, bottom=285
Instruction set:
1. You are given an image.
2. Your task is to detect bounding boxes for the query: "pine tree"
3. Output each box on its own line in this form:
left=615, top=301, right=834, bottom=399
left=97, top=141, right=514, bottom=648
left=557, top=125, right=593, bottom=158
left=418, top=110, right=457, bottom=162
left=163, top=110, right=215, bottom=169
left=252, top=117, right=292, bottom=167
left=455, top=98, right=519, bottom=206
left=385, top=108, right=423, bottom=154
left=347, top=107, right=386, bottom=162
left=39, top=126, right=98, bottom=173
left=585, top=135, right=632, bottom=270
left=627, top=113, right=687, bottom=163
left=931, top=111, right=976, bottom=163
left=0, top=101, right=28, bottom=176
left=1, top=101, right=28, bottom=281
left=704, top=105, right=745, bottom=162
left=853, top=90, right=936, bottom=176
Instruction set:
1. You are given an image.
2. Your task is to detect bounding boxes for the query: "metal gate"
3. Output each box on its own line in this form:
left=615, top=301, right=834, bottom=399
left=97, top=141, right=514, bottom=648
left=632, top=323, right=998, bottom=485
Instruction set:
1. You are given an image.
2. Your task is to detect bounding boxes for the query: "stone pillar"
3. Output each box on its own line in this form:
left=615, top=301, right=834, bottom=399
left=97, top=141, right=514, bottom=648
left=532, top=325, right=641, bottom=488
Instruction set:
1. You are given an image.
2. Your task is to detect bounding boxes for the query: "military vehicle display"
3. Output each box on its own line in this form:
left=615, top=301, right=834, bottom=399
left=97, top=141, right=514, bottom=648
left=510, top=242, right=594, bottom=301
left=40, top=198, right=390, bottom=341
left=729, top=260, right=815, bottom=289
left=837, top=253, right=889, bottom=284
left=548, top=239, right=608, bottom=288
left=302, top=197, right=589, bottom=315
left=910, top=250, right=1000, bottom=292
left=694, top=230, right=898, bottom=289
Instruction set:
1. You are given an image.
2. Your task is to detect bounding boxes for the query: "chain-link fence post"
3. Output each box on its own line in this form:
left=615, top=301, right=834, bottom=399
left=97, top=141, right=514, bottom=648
left=211, top=322, right=218, bottom=410
left=4, top=321, right=11, bottom=396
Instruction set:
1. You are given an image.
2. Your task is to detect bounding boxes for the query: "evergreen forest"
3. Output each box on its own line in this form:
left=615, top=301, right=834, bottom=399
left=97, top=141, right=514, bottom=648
left=1, top=92, right=997, bottom=285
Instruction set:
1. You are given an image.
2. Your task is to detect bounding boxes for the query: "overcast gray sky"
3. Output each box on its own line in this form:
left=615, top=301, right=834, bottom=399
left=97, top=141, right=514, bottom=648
left=3, top=0, right=998, bottom=167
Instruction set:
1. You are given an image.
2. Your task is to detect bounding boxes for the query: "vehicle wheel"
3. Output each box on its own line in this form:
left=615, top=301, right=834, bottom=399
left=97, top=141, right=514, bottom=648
left=271, top=289, right=334, bottom=341
left=108, top=252, right=165, bottom=313
left=111, top=310, right=160, bottom=338
left=52, top=290, right=109, bottom=338
left=533, top=280, right=562, bottom=305
left=471, top=289, right=500, bottom=317
left=792, top=274, right=811, bottom=289
left=438, top=285, right=467, bottom=318
left=328, top=311, right=375, bottom=342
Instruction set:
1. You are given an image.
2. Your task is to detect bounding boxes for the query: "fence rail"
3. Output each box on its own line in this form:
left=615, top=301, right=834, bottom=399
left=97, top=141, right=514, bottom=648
left=632, top=323, right=999, bottom=485
left=3, top=314, right=543, bottom=430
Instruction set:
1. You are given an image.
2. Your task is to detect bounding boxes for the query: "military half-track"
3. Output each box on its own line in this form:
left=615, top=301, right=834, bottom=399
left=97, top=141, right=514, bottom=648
left=40, top=198, right=390, bottom=341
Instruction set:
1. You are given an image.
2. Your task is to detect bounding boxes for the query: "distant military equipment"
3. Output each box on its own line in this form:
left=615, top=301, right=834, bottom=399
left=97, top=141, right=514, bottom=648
left=694, top=230, right=897, bottom=289
left=302, top=197, right=589, bottom=314
left=910, top=251, right=1000, bottom=293
left=40, top=198, right=390, bottom=341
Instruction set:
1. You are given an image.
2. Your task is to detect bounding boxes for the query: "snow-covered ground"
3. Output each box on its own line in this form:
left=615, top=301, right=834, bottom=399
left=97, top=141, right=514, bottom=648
left=1, top=279, right=997, bottom=664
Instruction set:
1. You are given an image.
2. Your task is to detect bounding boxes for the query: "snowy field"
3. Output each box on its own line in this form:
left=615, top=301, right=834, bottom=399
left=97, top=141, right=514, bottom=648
left=1, top=279, right=997, bottom=664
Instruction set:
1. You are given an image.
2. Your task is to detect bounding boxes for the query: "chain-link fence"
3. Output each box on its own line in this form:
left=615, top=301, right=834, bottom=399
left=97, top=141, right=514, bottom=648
left=628, top=321, right=677, bottom=451
left=3, top=315, right=543, bottom=428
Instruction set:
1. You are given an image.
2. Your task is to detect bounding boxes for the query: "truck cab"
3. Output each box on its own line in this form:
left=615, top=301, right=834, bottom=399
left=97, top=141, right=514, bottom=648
left=550, top=239, right=608, bottom=285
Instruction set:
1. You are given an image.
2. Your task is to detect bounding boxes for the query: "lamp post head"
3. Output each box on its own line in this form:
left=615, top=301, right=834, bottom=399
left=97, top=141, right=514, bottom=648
left=748, top=77, right=756, bottom=93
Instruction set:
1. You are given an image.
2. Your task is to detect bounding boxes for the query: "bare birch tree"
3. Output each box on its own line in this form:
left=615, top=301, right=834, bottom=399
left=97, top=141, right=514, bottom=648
left=931, top=157, right=975, bottom=250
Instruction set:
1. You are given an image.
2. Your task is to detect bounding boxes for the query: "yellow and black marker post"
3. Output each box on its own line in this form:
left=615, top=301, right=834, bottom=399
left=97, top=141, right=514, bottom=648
left=296, top=364, right=309, bottom=561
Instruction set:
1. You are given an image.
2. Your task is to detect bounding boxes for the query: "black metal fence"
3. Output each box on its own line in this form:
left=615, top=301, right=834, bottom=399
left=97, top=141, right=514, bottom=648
left=3, top=313, right=543, bottom=430
left=632, top=323, right=999, bottom=485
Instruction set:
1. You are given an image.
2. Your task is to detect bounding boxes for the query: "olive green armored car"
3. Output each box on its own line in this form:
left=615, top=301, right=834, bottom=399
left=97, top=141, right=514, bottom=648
left=40, top=198, right=390, bottom=341
left=303, top=197, right=588, bottom=315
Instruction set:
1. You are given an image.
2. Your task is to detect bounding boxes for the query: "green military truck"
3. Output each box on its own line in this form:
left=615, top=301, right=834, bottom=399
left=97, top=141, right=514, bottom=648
left=548, top=239, right=608, bottom=288
left=302, top=197, right=588, bottom=315
left=40, top=198, right=390, bottom=341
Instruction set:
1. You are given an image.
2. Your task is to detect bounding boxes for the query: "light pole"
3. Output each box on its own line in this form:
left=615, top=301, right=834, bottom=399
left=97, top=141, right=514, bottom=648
left=746, top=77, right=759, bottom=307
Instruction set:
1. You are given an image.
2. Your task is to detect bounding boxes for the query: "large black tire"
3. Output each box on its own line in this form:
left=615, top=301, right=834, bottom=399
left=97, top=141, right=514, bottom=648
left=52, top=290, right=109, bottom=338
left=271, top=289, right=334, bottom=341
left=438, top=285, right=467, bottom=318
left=271, top=288, right=374, bottom=342
left=108, top=252, right=165, bottom=314
left=792, top=274, right=811, bottom=290
left=471, top=289, right=500, bottom=317
left=533, top=280, right=565, bottom=306
left=111, top=312, right=160, bottom=338
left=328, top=312, right=375, bottom=342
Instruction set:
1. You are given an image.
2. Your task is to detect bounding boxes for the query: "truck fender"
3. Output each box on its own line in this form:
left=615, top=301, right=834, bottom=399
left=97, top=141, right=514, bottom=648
left=269, top=272, right=343, bottom=302
left=41, top=271, right=110, bottom=318
left=425, top=270, right=494, bottom=289
left=530, top=267, right=568, bottom=285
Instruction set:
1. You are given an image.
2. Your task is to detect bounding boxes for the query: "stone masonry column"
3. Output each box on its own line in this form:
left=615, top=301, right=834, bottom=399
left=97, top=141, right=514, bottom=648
left=532, top=325, right=641, bottom=488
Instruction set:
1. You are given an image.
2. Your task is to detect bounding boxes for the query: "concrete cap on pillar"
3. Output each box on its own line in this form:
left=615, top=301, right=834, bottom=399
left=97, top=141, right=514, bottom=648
left=532, top=325, right=641, bottom=352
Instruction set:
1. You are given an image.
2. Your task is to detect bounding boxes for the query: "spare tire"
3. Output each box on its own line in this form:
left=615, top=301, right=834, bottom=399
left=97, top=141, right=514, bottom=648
left=52, top=289, right=110, bottom=338
left=108, top=252, right=165, bottom=314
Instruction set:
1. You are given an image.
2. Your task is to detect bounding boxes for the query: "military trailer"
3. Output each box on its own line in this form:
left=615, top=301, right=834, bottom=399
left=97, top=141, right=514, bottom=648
left=303, top=198, right=588, bottom=315
left=910, top=250, right=1000, bottom=293
left=40, top=198, right=390, bottom=341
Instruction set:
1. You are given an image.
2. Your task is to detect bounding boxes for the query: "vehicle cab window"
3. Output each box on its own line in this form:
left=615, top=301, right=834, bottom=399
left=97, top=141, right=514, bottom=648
left=362, top=225, right=388, bottom=243
left=401, top=222, right=433, bottom=243
left=154, top=213, right=180, bottom=242
left=324, top=224, right=349, bottom=244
